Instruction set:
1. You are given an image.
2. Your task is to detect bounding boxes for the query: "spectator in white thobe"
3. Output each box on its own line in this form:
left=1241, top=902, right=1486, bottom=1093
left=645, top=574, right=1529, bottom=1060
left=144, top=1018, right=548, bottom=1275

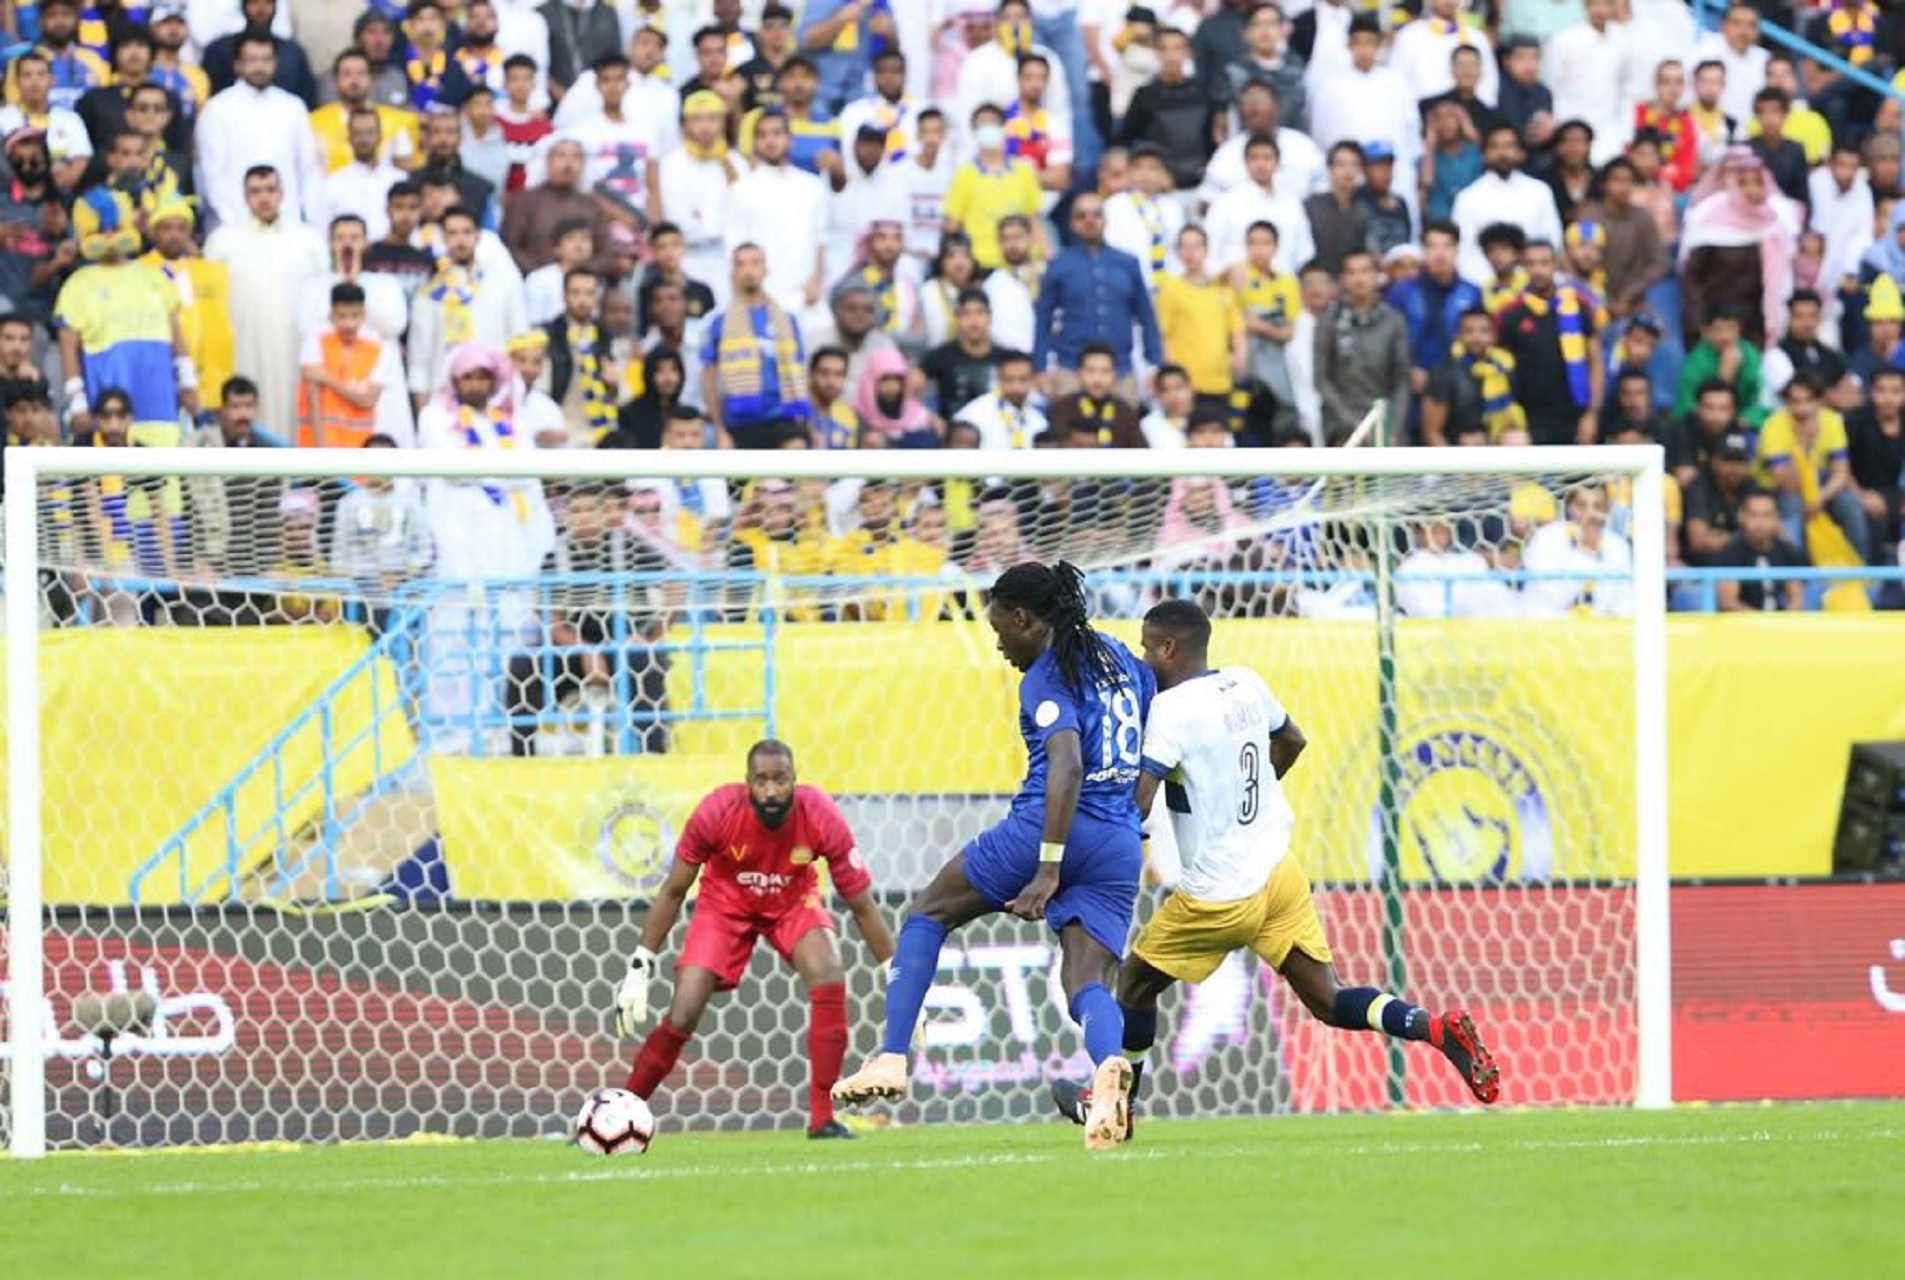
left=1544, top=0, right=1636, bottom=166
left=204, top=166, right=328, bottom=440
left=1389, top=0, right=1499, bottom=107
left=1451, top=125, right=1563, bottom=285
left=1692, top=2, right=1769, bottom=128
left=195, top=31, right=321, bottom=229
left=722, top=110, right=831, bottom=321
left=1307, top=16, right=1419, bottom=175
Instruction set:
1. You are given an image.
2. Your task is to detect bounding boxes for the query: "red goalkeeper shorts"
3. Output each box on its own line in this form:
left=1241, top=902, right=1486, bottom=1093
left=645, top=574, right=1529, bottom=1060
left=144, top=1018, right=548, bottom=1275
left=678, top=904, right=835, bottom=989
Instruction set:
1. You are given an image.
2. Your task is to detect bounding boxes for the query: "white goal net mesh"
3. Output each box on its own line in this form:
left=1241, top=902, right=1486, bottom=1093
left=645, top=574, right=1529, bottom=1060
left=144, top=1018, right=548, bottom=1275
left=2, top=447, right=1646, bottom=1147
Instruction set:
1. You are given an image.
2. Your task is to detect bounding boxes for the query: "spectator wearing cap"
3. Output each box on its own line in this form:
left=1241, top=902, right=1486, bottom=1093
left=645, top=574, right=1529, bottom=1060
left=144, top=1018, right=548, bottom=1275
left=147, top=5, right=211, bottom=118
left=1391, top=0, right=1497, bottom=112
left=838, top=47, right=918, bottom=164
left=1495, top=239, right=1602, bottom=445
left=1357, top=141, right=1413, bottom=260
left=1450, top=125, right=1560, bottom=286
left=1682, top=427, right=1755, bottom=570
left=1850, top=273, right=1905, bottom=388
left=796, top=0, right=894, bottom=114
left=540, top=0, right=622, bottom=92
left=1120, top=25, right=1219, bottom=192
left=1303, top=142, right=1371, bottom=275
left=0, top=53, right=95, bottom=193
left=1607, top=311, right=1676, bottom=414
left=200, top=0, right=316, bottom=107
left=1216, top=3, right=1307, bottom=133
left=1308, top=16, right=1416, bottom=175
left=701, top=242, right=813, bottom=449
left=0, top=130, right=74, bottom=327
left=1714, top=487, right=1806, bottom=612
left=1033, top=191, right=1159, bottom=396
left=1494, top=37, right=1554, bottom=153
left=724, top=109, right=832, bottom=318
left=1314, top=248, right=1410, bottom=445
left=825, top=124, right=903, bottom=283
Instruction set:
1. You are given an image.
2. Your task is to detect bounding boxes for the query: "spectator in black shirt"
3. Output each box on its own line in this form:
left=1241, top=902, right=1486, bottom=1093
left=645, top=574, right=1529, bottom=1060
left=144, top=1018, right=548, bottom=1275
left=1716, top=487, right=1807, bottom=611
left=1778, top=289, right=1856, bottom=410
left=1604, top=367, right=1681, bottom=453
left=1418, top=45, right=1504, bottom=140
left=920, top=288, right=1016, bottom=417
left=1119, top=26, right=1217, bottom=190
left=1496, top=36, right=1555, bottom=153
left=735, top=3, right=795, bottom=111
left=1541, top=120, right=1600, bottom=223
left=1748, top=88, right=1810, bottom=212
left=1496, top=239, right=1601, bottom=444
left=202, top=0, right=318, bottom=107
left=362, top=180, right=437, bottom=292
left=1305, top=142, right=1373, bottom=273
left=1847, top=365, right=1905, bottom=556
left=1672, top=378, right=1745, bottom=490
left=1682, top=429, right=1755, bottom=568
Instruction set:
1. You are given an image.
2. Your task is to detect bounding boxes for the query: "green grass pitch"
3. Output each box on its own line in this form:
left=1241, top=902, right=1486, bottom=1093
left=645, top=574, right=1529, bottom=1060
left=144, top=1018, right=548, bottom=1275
left=3, top=1102, right=1899, bottom=1279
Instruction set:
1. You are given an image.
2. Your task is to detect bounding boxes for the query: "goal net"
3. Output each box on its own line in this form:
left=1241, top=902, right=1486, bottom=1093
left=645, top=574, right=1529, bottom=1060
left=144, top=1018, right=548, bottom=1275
left=1, top=439, right=1667, bottom=1154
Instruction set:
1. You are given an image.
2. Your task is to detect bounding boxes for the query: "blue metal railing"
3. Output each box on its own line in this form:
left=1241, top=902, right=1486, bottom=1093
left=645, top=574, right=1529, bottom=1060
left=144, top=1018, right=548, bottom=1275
left=1693, top=0, right=1905, bottom=106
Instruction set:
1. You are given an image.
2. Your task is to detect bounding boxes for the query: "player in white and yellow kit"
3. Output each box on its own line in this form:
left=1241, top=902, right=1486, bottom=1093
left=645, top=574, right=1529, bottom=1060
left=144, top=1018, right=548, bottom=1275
left=1053, top=600, right=1500, bottom=1137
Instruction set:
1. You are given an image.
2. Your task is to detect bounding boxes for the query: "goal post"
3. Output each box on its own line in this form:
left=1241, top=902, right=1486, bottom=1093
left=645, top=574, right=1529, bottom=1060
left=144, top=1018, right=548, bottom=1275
left=3, top=441, right=1670, bottom=1157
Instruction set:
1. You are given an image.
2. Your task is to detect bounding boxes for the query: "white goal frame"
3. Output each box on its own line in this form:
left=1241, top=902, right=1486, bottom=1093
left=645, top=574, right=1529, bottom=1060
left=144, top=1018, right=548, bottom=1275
left=3, top=443, right=1671, bottom=1156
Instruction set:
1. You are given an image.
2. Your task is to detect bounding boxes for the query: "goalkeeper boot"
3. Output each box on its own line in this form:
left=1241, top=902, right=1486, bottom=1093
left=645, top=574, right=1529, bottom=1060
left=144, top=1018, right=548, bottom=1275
left=831, top=1052, right=908, bottom=1105
left=1433, top=1009, right=1501, bottom=1105
left=808, top=1119, right=858, bottom=1140
left=1082, top=1057, right=1134, bottom=1151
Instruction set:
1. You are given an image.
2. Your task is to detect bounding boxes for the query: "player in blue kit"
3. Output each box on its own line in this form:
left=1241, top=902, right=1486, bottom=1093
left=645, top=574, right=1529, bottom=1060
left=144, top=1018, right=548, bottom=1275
left=833, top=561, right=1155, bottom=1149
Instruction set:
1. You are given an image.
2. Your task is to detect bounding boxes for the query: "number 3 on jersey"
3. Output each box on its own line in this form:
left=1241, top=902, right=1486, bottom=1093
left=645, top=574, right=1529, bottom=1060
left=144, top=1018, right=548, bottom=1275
left=1100, top=687, right=1143, bottom=766
left=1237, top=741, right=1261, bottom=825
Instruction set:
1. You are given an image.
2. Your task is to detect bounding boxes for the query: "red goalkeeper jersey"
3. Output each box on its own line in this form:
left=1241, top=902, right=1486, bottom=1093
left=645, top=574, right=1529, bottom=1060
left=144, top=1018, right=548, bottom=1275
left=677, top=783, right=871, bottom=916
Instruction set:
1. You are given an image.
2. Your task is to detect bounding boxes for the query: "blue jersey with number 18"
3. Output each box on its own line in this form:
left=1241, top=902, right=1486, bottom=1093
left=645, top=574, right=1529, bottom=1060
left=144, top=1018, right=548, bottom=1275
left=1011, top=635, right=1155, bottom=828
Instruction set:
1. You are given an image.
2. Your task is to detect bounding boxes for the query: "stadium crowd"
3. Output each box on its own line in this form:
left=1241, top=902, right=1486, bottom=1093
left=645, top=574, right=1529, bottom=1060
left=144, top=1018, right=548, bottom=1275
left=5, top=0, right=1905, bottom=634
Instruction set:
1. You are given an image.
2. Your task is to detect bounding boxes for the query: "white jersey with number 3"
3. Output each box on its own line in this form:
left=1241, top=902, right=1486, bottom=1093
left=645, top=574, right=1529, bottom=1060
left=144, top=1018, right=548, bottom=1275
left=1140, top=667, right=1296, bottom=903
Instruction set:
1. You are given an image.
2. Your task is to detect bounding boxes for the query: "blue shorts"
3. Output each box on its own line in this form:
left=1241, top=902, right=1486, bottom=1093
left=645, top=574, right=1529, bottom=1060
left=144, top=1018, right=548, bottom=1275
left=961, top=812, right=1142, bottom=958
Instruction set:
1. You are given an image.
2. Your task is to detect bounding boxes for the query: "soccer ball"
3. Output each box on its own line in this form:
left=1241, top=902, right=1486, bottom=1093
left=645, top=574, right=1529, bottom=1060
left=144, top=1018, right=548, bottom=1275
left=573, top=1089, right=656, bottom=1156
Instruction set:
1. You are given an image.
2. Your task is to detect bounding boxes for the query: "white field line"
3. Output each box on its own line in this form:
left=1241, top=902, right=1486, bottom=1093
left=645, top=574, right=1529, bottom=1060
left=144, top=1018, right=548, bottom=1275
left=7, top=1128, right=1893, bottom=1201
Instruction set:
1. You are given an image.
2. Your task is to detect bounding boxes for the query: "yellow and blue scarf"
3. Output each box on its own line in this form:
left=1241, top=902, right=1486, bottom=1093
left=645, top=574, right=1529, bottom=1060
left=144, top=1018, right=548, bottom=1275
left=998, top=19, right=1034, bottom=56
left=870, top=95, right=912, bottom=162
left=428, top=266, right=477, bottom=345
left=456, top=403, right=531, bottom=515
left=859, top=265, right=901, bottom=333
left=566, top=323, right=618, bottom=442
left=716, top=301, right=809, bottom=421
left=1135, top=195, right=1167, bottom=287
left=407, top=49, right=449, bottom=112
left=1483, top=266, right=1529, bottom=318
left=458, top=43, right=505, bottom=90
left=1076, top=395, right=1119, bottom=446
left=1454, top=343, right=1526, bottom=439
left=1517, top=285, right=1591, bottom=408
left=1829, top=4, right=1877, bottom=65
left=1002, top=99, right=1050, bottom=167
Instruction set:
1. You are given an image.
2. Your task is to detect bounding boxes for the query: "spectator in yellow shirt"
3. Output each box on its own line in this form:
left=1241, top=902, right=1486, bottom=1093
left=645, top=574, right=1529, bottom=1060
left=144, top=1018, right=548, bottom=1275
left=1154, top=224, right=1245, bottom=419
left=311, top=49, right=419, bottom=174
left=828, top=479, right=949, bottom=620
left=943, top=103, right=1046, bottom=270
left=1756, top=370, right=1871, bottom=559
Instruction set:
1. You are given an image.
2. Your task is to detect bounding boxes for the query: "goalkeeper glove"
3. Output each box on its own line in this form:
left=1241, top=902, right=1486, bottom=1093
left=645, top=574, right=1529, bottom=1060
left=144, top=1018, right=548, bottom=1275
left=614, top=946, right=658, bottom=1039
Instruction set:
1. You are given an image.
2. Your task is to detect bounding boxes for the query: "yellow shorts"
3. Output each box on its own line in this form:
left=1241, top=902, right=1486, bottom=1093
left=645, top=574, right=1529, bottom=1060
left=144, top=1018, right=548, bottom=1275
left=1132, top=857, right=1334, bottom=984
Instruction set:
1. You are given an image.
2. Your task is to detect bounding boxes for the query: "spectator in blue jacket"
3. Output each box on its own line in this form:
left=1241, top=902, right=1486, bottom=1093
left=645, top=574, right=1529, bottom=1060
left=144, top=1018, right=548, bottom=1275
left=1033, top=192, right=1162, bottom=399
left=1386, top=220, right=1480, bottom=409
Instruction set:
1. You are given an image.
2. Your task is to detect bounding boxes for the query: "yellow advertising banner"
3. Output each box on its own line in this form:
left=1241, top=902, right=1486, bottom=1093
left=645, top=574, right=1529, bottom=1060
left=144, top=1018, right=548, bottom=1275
left=1, top=627, right=414, bottom=904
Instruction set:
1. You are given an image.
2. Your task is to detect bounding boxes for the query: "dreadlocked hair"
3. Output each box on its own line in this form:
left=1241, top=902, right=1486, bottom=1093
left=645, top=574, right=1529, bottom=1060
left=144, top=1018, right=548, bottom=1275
left=991, top=560, right=1120, bottom=695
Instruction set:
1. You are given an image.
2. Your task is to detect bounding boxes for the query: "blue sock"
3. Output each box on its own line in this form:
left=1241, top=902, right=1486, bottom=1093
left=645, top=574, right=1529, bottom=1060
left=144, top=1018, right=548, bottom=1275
left=1069, top=983, right=1124, bottom=1065
left=879, top=916, right=949, bottom=1055
left=1120, top=1004, right=1157, bottom=1058
left=1331, top=986, right=1430, bottom=1041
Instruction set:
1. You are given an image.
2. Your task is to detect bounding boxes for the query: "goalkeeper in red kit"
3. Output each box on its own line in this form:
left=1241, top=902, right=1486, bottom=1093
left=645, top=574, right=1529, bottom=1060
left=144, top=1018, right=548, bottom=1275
left=614, top=740, right=896, bottom=1138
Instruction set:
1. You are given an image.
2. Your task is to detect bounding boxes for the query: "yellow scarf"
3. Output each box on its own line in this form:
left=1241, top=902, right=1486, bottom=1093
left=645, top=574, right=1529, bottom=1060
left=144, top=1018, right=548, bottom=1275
left=1791, top=420, right=1872, bottom=610
left=567, top=322, right=617, bottom=442
left=430, top=265, right=478, bottom=346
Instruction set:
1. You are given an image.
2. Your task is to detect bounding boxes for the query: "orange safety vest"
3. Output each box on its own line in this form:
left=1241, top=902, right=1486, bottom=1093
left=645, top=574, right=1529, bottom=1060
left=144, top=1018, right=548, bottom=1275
left=298, top=331, right=383, bottom=448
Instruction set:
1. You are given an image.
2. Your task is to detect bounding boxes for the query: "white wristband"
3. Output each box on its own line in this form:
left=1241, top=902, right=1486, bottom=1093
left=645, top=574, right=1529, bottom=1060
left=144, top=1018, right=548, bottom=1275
left=174, top=355, right=198, bottom=392
left=63, top=378, right=88, bottom=417
left=1038, top=841, right=1065, bottom=865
